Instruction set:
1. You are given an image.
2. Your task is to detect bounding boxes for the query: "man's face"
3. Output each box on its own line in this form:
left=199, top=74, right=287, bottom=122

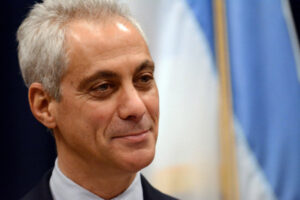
left=52, top=18, right=159, bottom=173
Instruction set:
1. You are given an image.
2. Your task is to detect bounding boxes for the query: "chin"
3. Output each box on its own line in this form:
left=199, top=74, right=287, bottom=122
left=118, top=148, right=156, bottom=173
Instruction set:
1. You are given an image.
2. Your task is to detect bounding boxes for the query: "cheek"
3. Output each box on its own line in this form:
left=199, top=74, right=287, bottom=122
left=85, top=101, right=118, bottom=137
left=150, top=98, right=159, bottom=120
left=150, top=88, right=160, bottom=115
left=144, top=88, right=160, bottom=123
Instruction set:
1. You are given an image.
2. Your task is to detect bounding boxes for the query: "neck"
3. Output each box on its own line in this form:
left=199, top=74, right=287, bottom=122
left=57, top=155, right=136, bottom=199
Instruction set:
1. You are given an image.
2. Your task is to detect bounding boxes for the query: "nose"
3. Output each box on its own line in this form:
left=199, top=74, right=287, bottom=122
left=118, top=85, right=146, bottom=122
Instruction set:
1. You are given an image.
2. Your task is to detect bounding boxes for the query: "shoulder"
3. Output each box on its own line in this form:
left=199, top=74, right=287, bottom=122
left=20, top=170, right=53, bottom=200
left=140, top=174, right=179, bottom=200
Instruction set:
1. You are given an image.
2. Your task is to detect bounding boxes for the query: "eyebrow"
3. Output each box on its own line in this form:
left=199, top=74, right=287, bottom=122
left=78, top=60, right=155, bottom=90
left=134, top=60, right=155, bottom=75
left=78, top=70, right=119, bottom=91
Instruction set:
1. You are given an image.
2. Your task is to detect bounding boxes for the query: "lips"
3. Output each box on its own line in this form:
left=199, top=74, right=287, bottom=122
left=112, top=129, right=149, bottom=143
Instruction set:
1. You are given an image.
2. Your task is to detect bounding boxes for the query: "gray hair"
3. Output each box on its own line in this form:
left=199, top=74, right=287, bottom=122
left=17, top=0, right=146, bottom=100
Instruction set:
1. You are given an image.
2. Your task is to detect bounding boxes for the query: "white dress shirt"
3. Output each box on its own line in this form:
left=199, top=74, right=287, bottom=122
left=49, top=160, right=143, bottom=200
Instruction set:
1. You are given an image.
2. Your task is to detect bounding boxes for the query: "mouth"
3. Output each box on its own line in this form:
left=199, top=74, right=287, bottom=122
left=112, top=129, right=150, bottom=143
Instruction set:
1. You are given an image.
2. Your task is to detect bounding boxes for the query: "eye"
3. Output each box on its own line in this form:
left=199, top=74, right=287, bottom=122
left=94, top=83, right=111, bottom=91
left=134, top=73, right=154, bottom=90
left=140, top=74, right=152, bottom=82
left=89, top=82, right=116, bottom=98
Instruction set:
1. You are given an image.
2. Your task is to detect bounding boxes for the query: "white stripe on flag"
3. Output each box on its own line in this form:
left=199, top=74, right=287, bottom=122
left=235, top=120, right=277, bottom=200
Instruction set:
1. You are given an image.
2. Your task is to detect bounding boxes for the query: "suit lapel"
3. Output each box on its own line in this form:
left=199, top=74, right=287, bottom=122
left=21, top=169, right=53, bottom=200
left=141, top=174, right=177, bottom=200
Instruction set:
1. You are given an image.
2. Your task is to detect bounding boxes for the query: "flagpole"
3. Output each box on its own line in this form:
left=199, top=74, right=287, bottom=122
left=213, top=0, right=239, bottom=200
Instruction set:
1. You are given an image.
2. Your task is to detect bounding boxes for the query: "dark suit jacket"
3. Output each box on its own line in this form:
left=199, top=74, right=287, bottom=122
left=21, top=170, right=178, bottom=200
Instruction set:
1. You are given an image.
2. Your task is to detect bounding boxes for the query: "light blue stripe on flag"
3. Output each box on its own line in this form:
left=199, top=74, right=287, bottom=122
left=226, top=0, right=300, bottom=199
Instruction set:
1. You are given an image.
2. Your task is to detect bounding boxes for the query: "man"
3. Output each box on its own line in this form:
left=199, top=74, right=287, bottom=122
left=17, top=0, right=177, bottom=199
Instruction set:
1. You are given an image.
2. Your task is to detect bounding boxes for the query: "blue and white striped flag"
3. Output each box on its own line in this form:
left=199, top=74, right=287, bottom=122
left=124, top=0, right=219, bottom=199
left=226, top=0, right=300, bottom=199
left=124, top=0, right=300, bottom=199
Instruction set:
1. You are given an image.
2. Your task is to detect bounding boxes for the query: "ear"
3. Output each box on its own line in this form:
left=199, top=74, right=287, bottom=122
left=28, top=83, right=57, bottom=129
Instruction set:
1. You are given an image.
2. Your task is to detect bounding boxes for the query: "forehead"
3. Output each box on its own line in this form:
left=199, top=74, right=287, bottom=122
left=62, top=17, right=151, bottom=80
left=65, top=17, right=148, bottom=59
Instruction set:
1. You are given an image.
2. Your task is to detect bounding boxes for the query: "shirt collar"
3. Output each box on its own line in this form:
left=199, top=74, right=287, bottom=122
left=49, top=159, right=143, bottom=200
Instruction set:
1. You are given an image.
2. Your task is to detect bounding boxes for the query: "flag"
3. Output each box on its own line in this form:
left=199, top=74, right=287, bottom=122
left=125, top=0, right=300, bottom=200
left=123, top=0, right=220, bottom=199
left=226, top=0, right=300, bottom=199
